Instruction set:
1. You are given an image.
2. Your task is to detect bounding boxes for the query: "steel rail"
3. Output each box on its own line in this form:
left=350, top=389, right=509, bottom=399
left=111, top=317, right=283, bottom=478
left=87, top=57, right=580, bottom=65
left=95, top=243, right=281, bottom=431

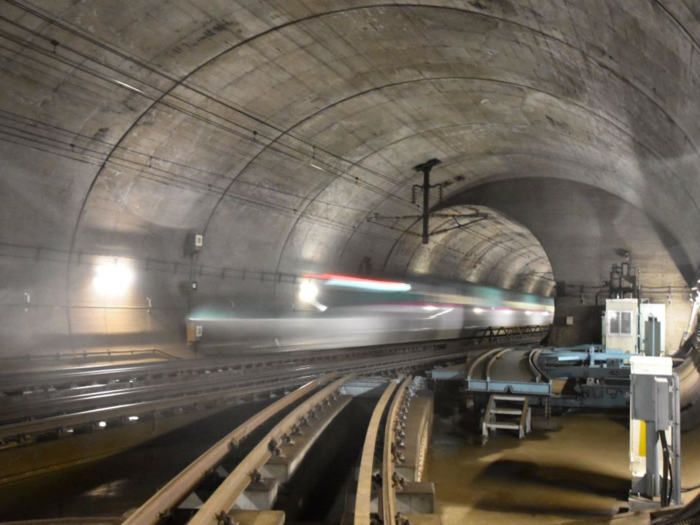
left=528, top=348, right=549, bottom=383
left=0, top=341, right=447, bottom=394
left=0, top=365, right=320, bottom=423
left=467, top=347, right=505, bottom=380
left=382, top=377, right=412, bottom=525
left=485, top=348, right=513, bottom=381
left=0, top=328, right=547, bottom=395
left=122, top=375, right=333, bottom=525
left=0, top=352, right=326, bottom=394
left=0, top=374, right=318, bottom=442
left=0, top=337, right=545, bottom=441
left=187, top=375, right=354, bottom=525
left=354, top=381, right=397, bottom=525
left=0, top=347, right=441, bottom=424
left=0, top=342, right=482, bottom=425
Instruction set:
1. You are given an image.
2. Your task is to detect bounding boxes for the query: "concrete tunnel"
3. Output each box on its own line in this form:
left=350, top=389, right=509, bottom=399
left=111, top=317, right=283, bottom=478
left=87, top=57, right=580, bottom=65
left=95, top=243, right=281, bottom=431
left=1, top=1, right=700, bottom=524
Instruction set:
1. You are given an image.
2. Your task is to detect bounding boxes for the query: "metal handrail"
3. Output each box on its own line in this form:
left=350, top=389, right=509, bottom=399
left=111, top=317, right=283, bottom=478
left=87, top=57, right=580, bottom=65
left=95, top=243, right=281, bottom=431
left=354, top=381, right=397, bottom=525
left=0, top=348, right=181, bottom=363
left=122, top=375, right=333, bottom=525
left=188, top=375, right=354, bottom=525
left=382, top=377, right=412, bottom=525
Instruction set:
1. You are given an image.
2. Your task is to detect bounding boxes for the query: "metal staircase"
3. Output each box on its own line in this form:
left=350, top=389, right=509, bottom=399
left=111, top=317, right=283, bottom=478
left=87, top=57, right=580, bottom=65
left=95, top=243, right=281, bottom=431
left=481, top=394, right=531, bottom=443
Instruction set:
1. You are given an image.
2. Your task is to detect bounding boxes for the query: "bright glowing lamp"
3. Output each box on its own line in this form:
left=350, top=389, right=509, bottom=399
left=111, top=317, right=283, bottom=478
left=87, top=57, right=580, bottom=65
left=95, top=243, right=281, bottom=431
left=525, top=311, right=532, bottom=316
left=473, top=307, right=484, bottom=314
left=93, top=263, right=134, bottom=294
left=298, top=281, right=319, bottom=303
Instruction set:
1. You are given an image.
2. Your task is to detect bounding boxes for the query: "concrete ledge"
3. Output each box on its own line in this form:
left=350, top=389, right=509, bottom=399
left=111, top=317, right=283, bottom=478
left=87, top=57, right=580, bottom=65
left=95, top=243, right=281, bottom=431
left=396, top=481, right=436, bottom=514
left=263, top=395, right=352, bottom=483
left=235, top=477, right=279, bottom=511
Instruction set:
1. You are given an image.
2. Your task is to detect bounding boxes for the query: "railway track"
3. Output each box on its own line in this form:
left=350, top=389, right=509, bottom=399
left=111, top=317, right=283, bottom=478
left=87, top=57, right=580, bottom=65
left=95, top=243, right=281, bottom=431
left=0, top=328, right=546, bottom=446
left=119, top=375, right=435, bottom=525
left=0, top=326, right=547, bottom=398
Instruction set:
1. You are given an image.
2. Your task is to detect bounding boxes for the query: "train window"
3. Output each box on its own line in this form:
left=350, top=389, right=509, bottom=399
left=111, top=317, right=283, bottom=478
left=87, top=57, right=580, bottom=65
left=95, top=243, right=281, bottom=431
left=609, top=311, right=632, bottom=335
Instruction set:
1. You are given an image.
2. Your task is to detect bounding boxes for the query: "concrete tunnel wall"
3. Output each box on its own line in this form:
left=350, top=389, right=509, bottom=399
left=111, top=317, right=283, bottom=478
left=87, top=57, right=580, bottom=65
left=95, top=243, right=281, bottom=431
left=1, top=0, right=700, bottom=381
left=445, top=178, right=694, bottom=350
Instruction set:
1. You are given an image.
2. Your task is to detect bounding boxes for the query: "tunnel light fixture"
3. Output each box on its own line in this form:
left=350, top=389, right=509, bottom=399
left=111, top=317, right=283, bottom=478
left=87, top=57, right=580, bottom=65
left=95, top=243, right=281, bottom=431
left=128, top=416, right=139, bottom=422
left=98, top=421, right=107, bottom=428
left=93, top=262, right=134, bottom=295
left=473, top=307, right=484, bottom=314
left=423, top=305, right=439, bottom=311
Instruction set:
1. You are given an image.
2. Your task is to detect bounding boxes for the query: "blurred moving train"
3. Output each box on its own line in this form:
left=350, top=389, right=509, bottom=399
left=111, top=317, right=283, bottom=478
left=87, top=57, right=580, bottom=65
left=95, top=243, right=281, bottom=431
left=188, top=273, right=554, bottom=353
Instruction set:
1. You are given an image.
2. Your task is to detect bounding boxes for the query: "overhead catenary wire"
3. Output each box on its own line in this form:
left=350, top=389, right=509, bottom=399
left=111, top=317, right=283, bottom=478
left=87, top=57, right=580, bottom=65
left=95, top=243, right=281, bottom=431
left=0, top=112, right=372, bottom=214
left=0, top=1, right=557, bottom=285
left=0, top=109, right=555, bottom=273
left=0, top=9, right=424, bottom=207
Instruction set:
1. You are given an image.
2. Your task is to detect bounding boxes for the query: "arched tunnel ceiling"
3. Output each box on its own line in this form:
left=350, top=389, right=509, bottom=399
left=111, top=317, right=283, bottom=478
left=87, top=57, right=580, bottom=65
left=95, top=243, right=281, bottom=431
left=1, top=0, right=699, bottom=354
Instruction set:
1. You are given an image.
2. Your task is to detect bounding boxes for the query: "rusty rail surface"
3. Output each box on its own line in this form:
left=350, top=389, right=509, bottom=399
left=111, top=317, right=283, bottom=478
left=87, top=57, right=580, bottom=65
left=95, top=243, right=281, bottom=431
left=187, top=375, right=354, bottom=525
left=353, top=381, right=397, bottom=525
left=122, top=375, right=333, bottom=525
left=382, top=377, right=413, bottom=525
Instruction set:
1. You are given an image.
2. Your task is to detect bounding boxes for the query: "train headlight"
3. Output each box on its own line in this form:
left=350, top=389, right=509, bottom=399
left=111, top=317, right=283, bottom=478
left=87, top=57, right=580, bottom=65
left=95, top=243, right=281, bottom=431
left=299, top=281, right=319, bottom=304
